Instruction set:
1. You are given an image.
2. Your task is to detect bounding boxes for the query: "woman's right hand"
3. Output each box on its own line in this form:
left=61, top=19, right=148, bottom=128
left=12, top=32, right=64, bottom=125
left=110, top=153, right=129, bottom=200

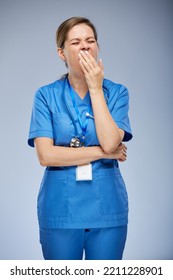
left=102, top=143, right=127, bottom=162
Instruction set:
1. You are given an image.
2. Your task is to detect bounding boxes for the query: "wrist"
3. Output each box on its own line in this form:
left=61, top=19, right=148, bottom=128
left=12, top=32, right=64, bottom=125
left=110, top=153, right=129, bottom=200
left=89, top=88, right=103, bottom=96
left=97, top=146, right=105, bottom=159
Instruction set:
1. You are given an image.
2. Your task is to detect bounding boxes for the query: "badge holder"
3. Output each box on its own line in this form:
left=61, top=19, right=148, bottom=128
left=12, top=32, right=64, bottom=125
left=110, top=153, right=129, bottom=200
left=76, top=163, right=92, bottom=181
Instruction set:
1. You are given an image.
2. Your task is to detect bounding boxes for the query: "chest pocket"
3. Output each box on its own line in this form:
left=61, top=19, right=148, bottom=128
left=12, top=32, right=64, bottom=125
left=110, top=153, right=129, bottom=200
left=52, top=112, right=75, bottom=146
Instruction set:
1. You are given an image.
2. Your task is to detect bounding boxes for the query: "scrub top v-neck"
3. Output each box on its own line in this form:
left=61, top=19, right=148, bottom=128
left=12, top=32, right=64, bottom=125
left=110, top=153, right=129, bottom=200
left=28, top=76, right=133, bottom=229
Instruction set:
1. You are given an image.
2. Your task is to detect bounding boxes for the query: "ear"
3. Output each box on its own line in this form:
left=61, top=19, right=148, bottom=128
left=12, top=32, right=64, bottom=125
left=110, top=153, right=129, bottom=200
left=57, top=48, right=66, bottom=62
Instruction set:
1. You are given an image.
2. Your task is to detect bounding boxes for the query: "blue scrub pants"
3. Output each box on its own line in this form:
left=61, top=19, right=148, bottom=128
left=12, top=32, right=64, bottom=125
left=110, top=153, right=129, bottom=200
left=39, top=226, right=127, bottom=260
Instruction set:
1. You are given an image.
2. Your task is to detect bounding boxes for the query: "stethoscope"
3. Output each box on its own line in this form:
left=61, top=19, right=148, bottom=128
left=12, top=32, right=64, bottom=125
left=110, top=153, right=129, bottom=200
left=62, top=75, right=109, bottom=147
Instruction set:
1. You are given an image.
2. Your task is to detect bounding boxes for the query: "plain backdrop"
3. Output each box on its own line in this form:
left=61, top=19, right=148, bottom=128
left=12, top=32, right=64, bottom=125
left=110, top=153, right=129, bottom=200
left=0, top=0, right=172, bottom=259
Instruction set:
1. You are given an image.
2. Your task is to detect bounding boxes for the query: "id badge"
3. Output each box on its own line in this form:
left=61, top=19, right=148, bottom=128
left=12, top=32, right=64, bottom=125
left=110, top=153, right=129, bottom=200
left=76, top=163, right=92, bottom=181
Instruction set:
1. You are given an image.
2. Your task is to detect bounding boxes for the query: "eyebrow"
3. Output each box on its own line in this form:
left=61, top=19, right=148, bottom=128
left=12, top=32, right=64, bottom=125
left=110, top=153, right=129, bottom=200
left=69, top=36, right=95, bottom=43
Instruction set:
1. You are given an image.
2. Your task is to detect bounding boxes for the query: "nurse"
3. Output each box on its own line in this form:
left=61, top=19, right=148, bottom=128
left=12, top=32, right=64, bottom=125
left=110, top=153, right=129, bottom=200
left=28, top=17, right=133, bottom=260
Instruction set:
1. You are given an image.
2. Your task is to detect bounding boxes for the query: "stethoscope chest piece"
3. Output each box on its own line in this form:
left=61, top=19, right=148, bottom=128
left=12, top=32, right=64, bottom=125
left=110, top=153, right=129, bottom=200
left=70, top=137, right=82, bottom=148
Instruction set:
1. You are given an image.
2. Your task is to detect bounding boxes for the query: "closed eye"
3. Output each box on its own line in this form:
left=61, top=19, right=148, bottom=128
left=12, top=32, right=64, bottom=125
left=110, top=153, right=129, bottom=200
left=71, top=42, right=79, bottom=45
left=70, top=40, right=96, bottom=45
left=87, top=40, right=96, bottom=43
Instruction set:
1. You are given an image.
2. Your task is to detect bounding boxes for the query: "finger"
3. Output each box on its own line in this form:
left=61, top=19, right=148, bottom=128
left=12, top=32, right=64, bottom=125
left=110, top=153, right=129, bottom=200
left=80, top=51, right=97, bottom=68
left=79, top=58, right=89, bottom=74
left=123, top=149, right=127, bottom=156
left=79, top=58, right=92, bottom=74
left=84, top=51, right=97, bottom=65
left=98, top=58, right=104, bottom=72
left=122, top=143, right=127, bottom=150
left=118, top=156, right=126, bottom=162
left=122, top=154, right=127, bottom=160
left=78, top=53, right=93, bottom=71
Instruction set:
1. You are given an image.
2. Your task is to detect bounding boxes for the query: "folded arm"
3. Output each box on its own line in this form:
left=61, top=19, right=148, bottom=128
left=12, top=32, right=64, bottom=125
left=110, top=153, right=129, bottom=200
left=34, top=137, right=127, bottom=167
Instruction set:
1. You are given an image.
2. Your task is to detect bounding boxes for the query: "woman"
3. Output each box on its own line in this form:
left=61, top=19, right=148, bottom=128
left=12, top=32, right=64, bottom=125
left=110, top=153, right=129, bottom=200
left=28, top=17, right=133, bottom=260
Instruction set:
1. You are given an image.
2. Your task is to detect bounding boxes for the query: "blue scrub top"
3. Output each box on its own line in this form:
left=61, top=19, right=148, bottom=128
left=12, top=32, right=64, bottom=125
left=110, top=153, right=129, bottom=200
left=28, top=76, right=133, bottom=229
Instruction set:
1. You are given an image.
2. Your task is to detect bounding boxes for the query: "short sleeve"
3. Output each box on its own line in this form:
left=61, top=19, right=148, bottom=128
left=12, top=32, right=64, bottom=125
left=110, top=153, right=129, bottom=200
left=110, top=85, right=133, bottom=142
left=28, top=89, right=53, bottom=147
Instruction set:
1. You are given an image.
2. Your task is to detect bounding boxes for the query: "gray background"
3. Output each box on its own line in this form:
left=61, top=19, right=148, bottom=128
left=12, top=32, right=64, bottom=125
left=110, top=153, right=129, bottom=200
left=0, top=0, right=172, bottom=259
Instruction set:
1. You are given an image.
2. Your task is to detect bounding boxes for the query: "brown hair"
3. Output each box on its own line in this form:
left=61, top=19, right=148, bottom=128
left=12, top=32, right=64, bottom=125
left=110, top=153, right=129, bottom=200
left=56, top=16, right=98, bottom=49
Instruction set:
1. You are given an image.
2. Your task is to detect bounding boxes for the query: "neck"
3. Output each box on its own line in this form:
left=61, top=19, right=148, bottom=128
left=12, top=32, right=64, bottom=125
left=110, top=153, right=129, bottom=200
left=68, top=73, right=88, bottom=98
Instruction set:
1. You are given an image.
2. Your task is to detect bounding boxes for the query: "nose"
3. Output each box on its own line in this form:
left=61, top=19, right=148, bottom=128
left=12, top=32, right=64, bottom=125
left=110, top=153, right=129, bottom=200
left=80, top=41, right=89, bottom=51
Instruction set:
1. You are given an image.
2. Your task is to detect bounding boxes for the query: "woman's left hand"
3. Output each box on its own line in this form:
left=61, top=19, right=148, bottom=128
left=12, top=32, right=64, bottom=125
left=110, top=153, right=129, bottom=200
left=78, top=50, right=104, bottom=93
